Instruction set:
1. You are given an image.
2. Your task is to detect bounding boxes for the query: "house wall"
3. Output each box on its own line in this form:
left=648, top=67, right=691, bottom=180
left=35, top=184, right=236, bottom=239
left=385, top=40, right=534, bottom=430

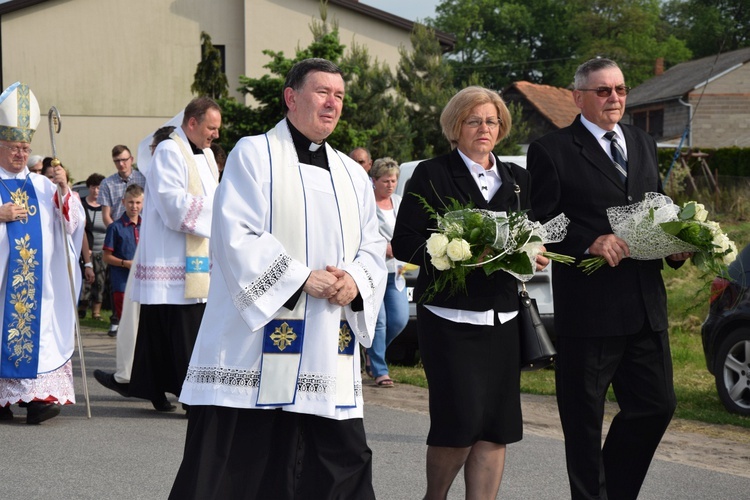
left=688, top=64, right=750, bottom=148
left=1, top=0, right=244, bottom=179
left=1, top=0, right=415, bottom=181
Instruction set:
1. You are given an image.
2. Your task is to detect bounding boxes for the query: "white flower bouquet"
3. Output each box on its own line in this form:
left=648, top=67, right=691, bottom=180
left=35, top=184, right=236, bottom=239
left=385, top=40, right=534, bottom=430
left=419, top=196, right=574, bottom=301
left=580, top=192, right=738, bottom=275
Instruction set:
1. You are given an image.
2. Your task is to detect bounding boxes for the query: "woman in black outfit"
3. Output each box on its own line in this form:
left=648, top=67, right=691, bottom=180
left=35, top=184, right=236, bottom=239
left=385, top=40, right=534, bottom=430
left=392, top=86, right=549, bottom=499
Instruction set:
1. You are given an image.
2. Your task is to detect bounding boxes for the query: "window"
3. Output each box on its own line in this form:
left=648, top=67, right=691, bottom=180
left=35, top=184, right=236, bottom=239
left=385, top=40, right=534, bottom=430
left=632, top=108, right=664, bottom=138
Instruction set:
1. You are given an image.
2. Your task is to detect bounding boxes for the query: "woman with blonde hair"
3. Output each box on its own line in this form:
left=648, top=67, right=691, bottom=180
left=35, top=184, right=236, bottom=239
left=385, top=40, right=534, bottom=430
left=392, top=86, right=549, bottom=499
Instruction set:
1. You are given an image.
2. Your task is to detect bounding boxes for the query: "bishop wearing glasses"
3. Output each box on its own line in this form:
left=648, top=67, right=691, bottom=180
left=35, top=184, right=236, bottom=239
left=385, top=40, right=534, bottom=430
left=0, top=82, right=85, bottom=424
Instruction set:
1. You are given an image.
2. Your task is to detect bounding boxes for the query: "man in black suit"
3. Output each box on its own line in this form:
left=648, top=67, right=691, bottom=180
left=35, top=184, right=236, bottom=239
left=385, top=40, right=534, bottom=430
left=527, top=58, right=691, bottom=500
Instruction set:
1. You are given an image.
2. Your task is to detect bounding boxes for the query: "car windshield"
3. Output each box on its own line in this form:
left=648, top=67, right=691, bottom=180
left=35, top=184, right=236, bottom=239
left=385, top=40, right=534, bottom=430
left=727, top=243, right=750, bottom=286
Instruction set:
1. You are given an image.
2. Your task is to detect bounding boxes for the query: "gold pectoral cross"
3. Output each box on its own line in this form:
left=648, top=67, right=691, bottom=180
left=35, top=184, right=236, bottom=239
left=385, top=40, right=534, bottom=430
left=9, top=187, right=35, bottom=223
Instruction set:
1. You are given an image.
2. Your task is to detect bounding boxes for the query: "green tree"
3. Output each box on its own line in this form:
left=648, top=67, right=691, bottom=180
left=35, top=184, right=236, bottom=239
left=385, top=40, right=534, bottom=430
left=431, top=0, right=691, bottom=89
left=431, top=0, right=579, bottom=89
left=340, top=42, right=414, bottom=162
left=663, top=0, right=750, bottom=58
left=567, top=0, right=691, bottom=86
left=397, top=24, right=456, bottom=159
left=191, top=31, right=229, bottom=99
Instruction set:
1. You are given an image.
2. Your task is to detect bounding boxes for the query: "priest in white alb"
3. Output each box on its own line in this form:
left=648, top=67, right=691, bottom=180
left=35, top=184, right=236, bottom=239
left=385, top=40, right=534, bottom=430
left=169, top=59, right=387, bottom=500
left=0, top=82, right=85, bottom=425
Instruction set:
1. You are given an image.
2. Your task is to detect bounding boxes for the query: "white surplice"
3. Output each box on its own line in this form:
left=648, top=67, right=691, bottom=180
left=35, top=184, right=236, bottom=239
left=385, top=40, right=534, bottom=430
left=0, top=168, right=84, bottom=405
left=180, top=120, right=386, bottom=420
left=132, top=126, right=218, bottom=305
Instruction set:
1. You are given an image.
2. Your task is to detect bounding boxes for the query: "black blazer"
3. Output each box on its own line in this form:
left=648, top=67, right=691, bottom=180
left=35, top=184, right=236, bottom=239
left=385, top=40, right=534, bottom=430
left=392, top=149, right=532, bottom=313
left=527, top=115, right=677, bottom=338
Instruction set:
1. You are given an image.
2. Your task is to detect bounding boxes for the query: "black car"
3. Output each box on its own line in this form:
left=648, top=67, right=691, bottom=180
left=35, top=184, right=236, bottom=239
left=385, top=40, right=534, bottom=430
left=700, top=243, right=750, bottom=415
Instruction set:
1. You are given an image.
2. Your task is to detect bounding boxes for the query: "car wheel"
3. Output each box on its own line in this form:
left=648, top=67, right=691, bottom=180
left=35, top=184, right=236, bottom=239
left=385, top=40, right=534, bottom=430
left=714, top=327, right=750, bottom=416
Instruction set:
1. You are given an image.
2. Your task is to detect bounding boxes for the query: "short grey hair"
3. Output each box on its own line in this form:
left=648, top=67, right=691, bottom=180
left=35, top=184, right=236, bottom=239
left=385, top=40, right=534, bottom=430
left=27, top=154, right=44, bottom=167
left=574, top=58, right=620, bottom=89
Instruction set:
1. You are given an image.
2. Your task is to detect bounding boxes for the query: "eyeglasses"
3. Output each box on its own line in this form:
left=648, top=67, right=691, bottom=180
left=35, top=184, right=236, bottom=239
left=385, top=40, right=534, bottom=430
left=463, top=118, right=500, bottom=129
left=0, top=144, right=32, bottom=155
left=113, top=156, right=132, bottom=164
left=577, top=85, right=631, bottom=97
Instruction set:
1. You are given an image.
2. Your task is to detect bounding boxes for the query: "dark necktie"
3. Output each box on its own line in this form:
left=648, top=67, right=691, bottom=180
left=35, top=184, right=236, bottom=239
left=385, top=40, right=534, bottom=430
left=603, top=131, right=627, bottom=183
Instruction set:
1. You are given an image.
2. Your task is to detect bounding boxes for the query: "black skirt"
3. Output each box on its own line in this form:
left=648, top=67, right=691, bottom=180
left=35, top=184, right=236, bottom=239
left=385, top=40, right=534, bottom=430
left=417, top=305, right=523, bottom=447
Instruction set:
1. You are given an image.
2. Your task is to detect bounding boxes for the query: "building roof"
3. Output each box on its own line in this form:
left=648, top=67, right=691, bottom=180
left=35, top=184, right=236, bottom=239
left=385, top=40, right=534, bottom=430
left=627, top=47, right=750, bottom=107
left=505, top=81, right=579, bottom=129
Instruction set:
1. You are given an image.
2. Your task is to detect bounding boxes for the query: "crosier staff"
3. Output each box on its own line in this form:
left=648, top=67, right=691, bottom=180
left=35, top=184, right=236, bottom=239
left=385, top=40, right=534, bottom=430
left=48, top=106, right=91, bottom=418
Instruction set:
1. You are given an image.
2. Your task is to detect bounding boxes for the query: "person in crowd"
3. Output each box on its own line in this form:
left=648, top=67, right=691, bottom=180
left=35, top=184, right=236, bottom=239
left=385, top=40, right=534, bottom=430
left=169, top=58, right=386, bottom=500
left=98, top=145, right=147, bottom=333
left=99, top=145, right=146, bottom=227
left=78, top=173, right=107, bottom=321
left=0, top=82, right=85, bottom=424
left=26, top=154, right=43, bottom=174
left=125, top=98, right=220, bottom=413
left=101, top=183, right=143, bottom=341
left=210, top=142, right=227, bottom=181
left=94, top=125, right=175, bottom=394
left=349, top=146, right=373, bottom=173
left=527, top=57, right=690, bottom=500
left=365, top=157, right=409, bottom=387
left=391, top=86, right=549, bottom=499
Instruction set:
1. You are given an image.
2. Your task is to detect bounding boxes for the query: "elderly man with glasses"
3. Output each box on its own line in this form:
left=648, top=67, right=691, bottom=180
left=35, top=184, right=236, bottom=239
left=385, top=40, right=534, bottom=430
left=0, top=82, right=86, bottom=424
left=527, top=58, right=690, bottom=500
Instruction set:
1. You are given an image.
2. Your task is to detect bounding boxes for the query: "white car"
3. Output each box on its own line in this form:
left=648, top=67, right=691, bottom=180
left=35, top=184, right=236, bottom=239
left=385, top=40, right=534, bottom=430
left=386, top=157, right=555, bottom=365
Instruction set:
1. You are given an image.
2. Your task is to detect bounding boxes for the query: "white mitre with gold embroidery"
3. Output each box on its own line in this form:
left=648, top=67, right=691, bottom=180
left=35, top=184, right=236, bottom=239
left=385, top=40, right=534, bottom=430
left=0, top=82, right=40, bottom=142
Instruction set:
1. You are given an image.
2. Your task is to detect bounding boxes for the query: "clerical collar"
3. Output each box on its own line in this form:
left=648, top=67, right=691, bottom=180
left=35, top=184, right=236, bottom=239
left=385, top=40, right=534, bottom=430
left=287, top=118, right=328, bottom=170
left=187, top=137, right=204, bottom=155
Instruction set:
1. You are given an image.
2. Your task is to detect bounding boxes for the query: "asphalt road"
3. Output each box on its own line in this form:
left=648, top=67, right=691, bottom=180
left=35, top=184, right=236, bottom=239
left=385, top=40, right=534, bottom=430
left=1, top=329, right=748, bottom=499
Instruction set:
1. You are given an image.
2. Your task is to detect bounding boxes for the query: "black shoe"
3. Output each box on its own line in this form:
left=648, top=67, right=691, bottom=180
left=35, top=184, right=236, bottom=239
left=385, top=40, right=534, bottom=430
left=152, top=395, right=176, bottom=412
left=107, top=324, right=119, bottom=337
left=0, top=405, right=13, bottom=421
left=94, top=369, right=130, bottom=397
left=26, top=401, right=61, bottom=424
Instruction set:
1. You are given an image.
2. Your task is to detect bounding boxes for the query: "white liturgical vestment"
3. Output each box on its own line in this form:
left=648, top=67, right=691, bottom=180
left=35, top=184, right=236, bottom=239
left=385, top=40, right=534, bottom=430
left=0, top=168, right=84, bottom=405
left=132, top=126, right=218, bottom=305
left=180, top=120, right=386, bottom=420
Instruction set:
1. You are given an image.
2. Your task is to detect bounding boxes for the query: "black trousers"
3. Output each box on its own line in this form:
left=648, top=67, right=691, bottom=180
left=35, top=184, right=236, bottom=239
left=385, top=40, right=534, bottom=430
left=555, top=324, right=676, bottom=500
left=169, top=406, right=375, bottom=500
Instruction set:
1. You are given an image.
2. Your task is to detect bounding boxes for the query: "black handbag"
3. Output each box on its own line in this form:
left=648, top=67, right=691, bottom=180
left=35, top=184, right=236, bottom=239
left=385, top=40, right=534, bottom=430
left=502, top=164, right=556, bottom=371
left=518, top=282, right=556, bottom=371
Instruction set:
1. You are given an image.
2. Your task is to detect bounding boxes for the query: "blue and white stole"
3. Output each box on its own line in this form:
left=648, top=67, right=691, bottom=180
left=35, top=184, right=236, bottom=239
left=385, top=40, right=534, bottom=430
left=0, top=178, right=43, bottom=378
left=257, top=120, right=361, bottom=408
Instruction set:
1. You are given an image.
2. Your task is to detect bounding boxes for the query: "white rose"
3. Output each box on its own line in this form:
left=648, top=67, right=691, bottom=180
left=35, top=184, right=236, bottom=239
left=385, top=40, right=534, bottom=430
left=446, top=238, right=472, bottom=261
left=431, top=254, right=453, bottom=271
left=694, top=203, right=709, bottom=222
left=425, top=233, right=449, bottom=258
left=521, top=240, right=543, bottom=262
left=722, top=241, right=738, bottom=265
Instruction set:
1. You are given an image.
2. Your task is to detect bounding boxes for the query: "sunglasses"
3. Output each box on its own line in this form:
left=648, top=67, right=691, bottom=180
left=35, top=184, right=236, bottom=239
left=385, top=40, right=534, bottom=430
left=577, top=85, right=631, bottom=97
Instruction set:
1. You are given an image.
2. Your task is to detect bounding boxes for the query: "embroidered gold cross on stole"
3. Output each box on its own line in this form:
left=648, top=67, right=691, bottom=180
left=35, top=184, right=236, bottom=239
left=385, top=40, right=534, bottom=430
left=270, top=321, right=298, bottom=351
left=338, top=323, right=353, bottom=352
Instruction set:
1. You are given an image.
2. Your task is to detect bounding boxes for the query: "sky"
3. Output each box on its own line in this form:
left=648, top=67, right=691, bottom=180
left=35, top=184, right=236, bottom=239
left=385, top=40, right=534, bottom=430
left=360, top=0, right=440, bottom=22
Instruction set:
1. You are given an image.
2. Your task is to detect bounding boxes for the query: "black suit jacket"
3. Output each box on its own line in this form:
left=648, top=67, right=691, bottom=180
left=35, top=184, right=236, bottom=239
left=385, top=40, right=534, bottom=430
left=392, top=149, right=531, bottom=313
left=527, top=115, right=676, bottom=338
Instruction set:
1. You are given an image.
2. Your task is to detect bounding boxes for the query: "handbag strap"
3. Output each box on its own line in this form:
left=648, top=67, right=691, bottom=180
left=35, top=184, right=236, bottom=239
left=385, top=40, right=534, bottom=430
left=500, top=158, right=521, bottom=212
